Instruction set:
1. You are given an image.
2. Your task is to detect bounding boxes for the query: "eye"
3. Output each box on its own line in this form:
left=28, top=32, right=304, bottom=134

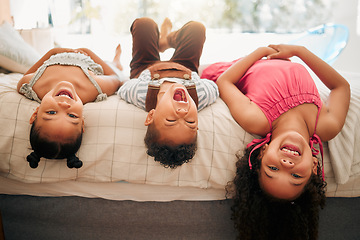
left=186, top=120, right=195, bottom=124
left=46, top=111, right=56, bottom=115
left=166, top=119, right=176, bottom=122
left=268, top=166, right=278, bottom=171
left=68, top=113, right=78, bottom=118
left=292, top=173, right=302, bottom=178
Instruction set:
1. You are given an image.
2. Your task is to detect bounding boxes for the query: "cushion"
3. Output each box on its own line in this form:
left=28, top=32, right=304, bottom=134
left=0, top=21, right=40, bottom=73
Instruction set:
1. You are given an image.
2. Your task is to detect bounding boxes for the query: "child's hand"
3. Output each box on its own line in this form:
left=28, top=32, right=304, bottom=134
left=255, top=46, right=278, bottom=59
left=51, top=48, right=88, bottom=55
left=74, top=49, right=89, bottom=56
left=266, top=44, right=299, bottom=60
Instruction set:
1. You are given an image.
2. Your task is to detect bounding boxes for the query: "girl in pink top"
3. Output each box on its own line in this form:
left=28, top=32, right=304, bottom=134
left=203, top=44, right=350, bottom=240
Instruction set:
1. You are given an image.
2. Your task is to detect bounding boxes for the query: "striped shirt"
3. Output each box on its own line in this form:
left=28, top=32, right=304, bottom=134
left=118, top=69, right=219, bottom=111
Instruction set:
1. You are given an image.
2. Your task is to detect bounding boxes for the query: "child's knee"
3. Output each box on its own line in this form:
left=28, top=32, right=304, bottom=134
left=185, top=21, right=206, bottom=36
left=131, top=17, right=158, bottom=32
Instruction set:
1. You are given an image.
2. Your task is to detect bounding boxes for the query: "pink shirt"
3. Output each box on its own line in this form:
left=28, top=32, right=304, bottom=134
left=235, top=59, right=322, bottom=126
left=202, top=59, right=322, bottom=126
left=201, top=59, right=324, bottom=177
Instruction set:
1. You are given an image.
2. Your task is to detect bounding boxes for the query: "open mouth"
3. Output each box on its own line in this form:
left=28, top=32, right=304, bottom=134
left=173, top=89, right=187, bottom=102
left=56, top=90, right=74, bottom=100
left=281, top=146, right=301, bottom=156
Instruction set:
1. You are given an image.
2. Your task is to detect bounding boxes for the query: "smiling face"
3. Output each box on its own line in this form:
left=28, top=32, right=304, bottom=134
left=30, top=81, right=84, bottom=143
left=258, top=131, right=318, bottom=200
left=144, top=82, right=198, bottom=146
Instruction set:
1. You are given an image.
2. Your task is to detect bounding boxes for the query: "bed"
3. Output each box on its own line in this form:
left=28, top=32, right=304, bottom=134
left=1, top=19, right=360, bottom=239
left=1, top=69, right=360, bottom=240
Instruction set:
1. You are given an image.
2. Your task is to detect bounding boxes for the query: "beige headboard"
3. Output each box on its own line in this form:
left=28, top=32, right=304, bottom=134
left=0, top=0, right=12, bottom=25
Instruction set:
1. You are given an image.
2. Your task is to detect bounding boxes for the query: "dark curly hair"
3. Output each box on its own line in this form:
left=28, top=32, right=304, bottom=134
left=226, top=144, right=327, bottom=240
left=144, top=123, right=197, bottom=168
left=27, top=120, right=83, bottom=169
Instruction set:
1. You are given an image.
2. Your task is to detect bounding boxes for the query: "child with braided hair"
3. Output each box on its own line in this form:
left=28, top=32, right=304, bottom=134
left=17, top=47, right=124, bottom=168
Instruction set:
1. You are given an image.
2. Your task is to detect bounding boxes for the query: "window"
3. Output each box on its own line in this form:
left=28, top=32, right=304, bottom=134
left=81, top=0, right=335, bottom=34
left=11, top=0, right=335, bottom=34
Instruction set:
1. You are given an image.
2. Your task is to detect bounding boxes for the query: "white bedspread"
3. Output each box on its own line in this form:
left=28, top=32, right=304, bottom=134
left=321, top=72, right=360, bottom=184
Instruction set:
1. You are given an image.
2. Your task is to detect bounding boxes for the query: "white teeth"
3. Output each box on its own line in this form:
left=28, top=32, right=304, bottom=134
left=58, top=94, right=71, bottom=98
left=282, top=148, right=300, bottom=156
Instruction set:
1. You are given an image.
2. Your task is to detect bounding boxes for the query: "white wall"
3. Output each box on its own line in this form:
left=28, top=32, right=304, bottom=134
left=332, top=0, right=360, bottom=73
left=7, top=0, right=359, bottom=73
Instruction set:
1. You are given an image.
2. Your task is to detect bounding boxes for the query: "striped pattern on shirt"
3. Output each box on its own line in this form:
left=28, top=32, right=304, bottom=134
left=118, top=69, right=219, bottom=111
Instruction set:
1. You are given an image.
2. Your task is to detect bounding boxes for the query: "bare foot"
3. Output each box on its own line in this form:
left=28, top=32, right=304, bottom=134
left=159, top=18, right=172, bottom=52
left=112, top=44, right=123, bottom=71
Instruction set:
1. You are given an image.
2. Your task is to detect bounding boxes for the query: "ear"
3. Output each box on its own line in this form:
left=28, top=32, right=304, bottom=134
left=144, top=109, right=155, bottom=126
left=29, top=107, right=39, bottom=124
left=312, top=156, right=319, bottom=175
left=258, top=143, right=268, bottom=159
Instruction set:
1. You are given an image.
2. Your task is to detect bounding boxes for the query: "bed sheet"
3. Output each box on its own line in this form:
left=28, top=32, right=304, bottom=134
left=0, top=176, right=227, bottom=201
left=313, top=71, right=360, bottom=185
left=0, top=73, right=252, bottom=189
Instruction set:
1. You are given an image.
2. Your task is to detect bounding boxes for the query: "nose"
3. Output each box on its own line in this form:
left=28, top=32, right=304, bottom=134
left=176, top=108, right=188, bottom=116
left=58, top=101, right=71, bottom=109
left=280, top=159, right=294, bottom=168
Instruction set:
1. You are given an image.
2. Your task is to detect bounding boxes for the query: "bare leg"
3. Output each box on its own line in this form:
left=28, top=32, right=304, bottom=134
left=159, top=18, right=172, bottom=53
left=112, top=44, right=123, bottom=71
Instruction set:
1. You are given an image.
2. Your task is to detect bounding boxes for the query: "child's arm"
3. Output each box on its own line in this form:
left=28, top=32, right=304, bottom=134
left=268, top=44, right=351, bottom=141
left=76, top=48, right=117, bottom=76
left=93, top=75, right=123, bottom=96
left=17, top=48, right=97, bottom=92
left=76, top=48, right=123, bottom=94
left=17, top=48, right=62, bottom=92
left=216, top=47, right=277, bottom=135
left=18, top=47, right=123, bottom=95
left=23, top=48, right=84, bottom=75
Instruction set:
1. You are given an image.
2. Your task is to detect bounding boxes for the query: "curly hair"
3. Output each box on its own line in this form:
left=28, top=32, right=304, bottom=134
left=226, top=144, right=327, bottom=240
left=28, top=120, right=83, bottom=168
left=144, top=123, right=197, bottom=168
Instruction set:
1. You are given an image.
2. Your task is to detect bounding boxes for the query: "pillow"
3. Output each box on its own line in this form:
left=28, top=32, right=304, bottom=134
left=0, top=21, right=40, bottom=73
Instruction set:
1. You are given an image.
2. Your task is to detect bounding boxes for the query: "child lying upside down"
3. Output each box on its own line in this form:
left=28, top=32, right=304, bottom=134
left=201, top=44, right=350, bottom=240
left=17, top=46, right=124, bottom=169
left=118, top=17, right=219, bottom=168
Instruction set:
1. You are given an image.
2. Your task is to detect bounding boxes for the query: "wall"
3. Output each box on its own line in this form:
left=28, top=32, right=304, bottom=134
left=5, top=0, right=359, bottom=73
left=332, top=0, right=360, bottom=73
